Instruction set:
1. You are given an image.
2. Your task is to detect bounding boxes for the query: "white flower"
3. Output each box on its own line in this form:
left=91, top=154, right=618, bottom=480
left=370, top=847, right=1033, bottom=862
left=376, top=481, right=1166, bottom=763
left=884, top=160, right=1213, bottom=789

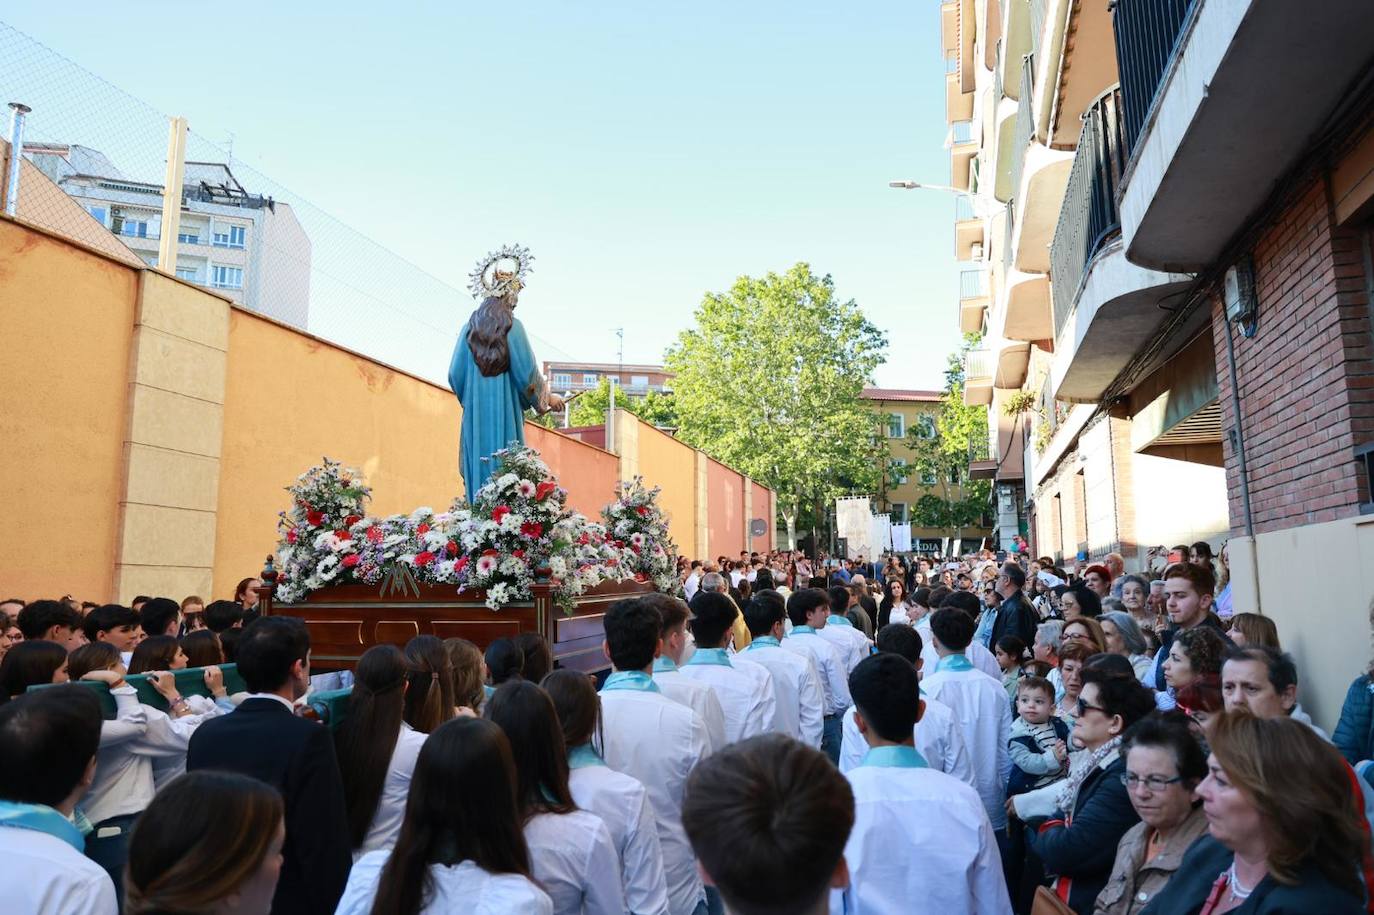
left=497, top=473, right=519, bottom=491
left=499, top=512, right=522, bottom=533
left=517, top=479, right=536, bottom=498
left=500, top=556, right=528, bottom=576
left=476, top=554, right=498, bottom=575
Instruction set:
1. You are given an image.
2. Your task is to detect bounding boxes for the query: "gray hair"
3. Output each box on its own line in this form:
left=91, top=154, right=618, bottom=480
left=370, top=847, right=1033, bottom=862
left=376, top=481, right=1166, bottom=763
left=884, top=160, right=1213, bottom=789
left=701, top=572, right=726, bottom=594
left=1035, top=620, right=1065, bottom=655
left=1119, top=574, right=1150, bottom=594
left=1101, top=611, right=1148, bottom=656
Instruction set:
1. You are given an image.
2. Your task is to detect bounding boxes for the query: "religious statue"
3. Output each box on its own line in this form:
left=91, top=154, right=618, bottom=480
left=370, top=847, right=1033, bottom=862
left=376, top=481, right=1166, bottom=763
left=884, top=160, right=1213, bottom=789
left=449, top=245, right=565, bottom=502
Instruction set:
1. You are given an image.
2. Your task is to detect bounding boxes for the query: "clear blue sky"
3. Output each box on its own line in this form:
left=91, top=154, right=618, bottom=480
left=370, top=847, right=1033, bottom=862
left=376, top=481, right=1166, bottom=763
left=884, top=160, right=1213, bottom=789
left=1, top=1, right=961, bottom=389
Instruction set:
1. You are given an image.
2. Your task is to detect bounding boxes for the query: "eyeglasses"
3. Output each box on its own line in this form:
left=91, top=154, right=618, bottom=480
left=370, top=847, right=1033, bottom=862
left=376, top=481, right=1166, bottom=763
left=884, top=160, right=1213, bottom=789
left=1076, top=698, right=1109, bottom=717
left=1119, top=773, right=1183, bottom=792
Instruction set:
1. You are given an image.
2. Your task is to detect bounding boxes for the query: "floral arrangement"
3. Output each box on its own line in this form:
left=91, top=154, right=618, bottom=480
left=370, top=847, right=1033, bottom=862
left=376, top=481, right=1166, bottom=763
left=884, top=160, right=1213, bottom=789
left=602, top=477, right=680, bottom=592
left=272, top=446, right=631, bottom=611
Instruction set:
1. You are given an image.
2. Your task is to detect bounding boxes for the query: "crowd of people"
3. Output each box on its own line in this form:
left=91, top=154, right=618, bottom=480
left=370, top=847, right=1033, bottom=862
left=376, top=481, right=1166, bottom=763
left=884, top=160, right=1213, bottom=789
left=4, top=548, right=1374, bottom=914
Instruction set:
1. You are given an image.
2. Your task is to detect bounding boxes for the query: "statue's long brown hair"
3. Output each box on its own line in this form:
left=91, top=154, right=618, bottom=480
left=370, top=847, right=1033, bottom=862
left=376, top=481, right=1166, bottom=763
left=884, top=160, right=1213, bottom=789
left=468, top=295, right=514, bottom=376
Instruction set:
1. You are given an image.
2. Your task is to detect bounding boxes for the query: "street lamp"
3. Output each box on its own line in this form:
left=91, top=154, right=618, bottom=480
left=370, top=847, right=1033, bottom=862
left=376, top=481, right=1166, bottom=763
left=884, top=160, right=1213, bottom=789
left=887, top=179, right=972, bottom=196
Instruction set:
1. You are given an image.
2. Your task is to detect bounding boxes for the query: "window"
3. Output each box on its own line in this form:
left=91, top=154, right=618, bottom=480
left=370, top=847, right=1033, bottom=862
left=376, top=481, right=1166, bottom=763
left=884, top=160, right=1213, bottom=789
left=213, top=226, right=246, bottom=248
left=630, top=375, right=650, bottom=389
left=178, top=231, right=200, bottom=244
left=887, top=413, right=905, bottom=438
left=921, top=469, right=937, bottom=486
left=949, top=466, right=962, bottom=485
left=582, top=373, right=599, bottom=385
left=175, top=266, right=199, bottom=282
left=86, top=205, right=107, bottom=226
left=141, top=254, right=158, bottom=268
left=916, top=414, right=937, bottom=439
left=890, top=458, right=909, bottom=485
left=212, top=230, right=229, bottom=246
left=211, top=265, right=243, bottom=289
left=890, top=503, right=907, bottom=524
left=120, top=219, right=150, bottom=238
left=552, top=372, right=572, bottom=388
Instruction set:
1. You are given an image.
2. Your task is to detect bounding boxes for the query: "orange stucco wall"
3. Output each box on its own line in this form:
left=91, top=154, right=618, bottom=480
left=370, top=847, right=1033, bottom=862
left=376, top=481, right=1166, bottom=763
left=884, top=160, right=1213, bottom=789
left=0, top=219, right=137, bottom=601
left=525, top=424, right=619, bottom=520
left=750, top=481, right=772, bottom=553
left=634, top=420, right=698, bottom=552
left=706, top=459, right=744, bottom=560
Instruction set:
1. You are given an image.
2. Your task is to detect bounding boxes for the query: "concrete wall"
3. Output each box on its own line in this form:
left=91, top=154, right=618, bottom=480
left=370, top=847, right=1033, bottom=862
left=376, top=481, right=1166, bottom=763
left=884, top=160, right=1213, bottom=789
left=631, top=417, right=698, bottom=552
left=706, top=459, right=745, bottom=560
left=0, top=218, right=137, bottom=601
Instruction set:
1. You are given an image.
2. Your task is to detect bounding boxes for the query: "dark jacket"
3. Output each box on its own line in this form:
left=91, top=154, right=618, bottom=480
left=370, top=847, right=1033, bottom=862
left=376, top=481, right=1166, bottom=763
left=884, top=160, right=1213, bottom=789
left=1153, top=613, right=1230, bottom=691
left=187, top=697, right=352, bottom=915
left=1139, top=834, right=1366, bottom=915
left=1335, top=674, right=1374, bottom=765
left=1008, top=716, right=1071, bottom=796
left=990, top=590, right=1038, bottom=651
left=1027, top=753, right=1139, bottom=915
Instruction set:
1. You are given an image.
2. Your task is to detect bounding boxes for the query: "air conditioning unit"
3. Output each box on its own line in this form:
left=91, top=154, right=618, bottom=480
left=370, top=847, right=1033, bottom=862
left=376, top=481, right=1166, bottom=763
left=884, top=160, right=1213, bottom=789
left=970, top=242, right=984, bottom=261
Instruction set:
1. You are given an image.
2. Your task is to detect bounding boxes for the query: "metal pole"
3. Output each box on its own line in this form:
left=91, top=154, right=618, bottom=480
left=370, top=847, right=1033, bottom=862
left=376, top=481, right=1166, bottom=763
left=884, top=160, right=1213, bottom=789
left=4, top=103, right=32, bottom=218
left=157, top=116, right=189, bottom=275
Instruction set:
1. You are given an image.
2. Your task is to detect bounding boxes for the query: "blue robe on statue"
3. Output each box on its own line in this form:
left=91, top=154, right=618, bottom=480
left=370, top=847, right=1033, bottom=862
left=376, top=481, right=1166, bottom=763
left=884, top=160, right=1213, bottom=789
left=448, top=317, right=545, bottom=503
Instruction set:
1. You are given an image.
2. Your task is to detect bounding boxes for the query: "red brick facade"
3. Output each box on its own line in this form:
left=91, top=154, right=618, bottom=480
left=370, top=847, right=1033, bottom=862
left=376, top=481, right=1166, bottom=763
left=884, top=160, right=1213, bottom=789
left=1210, top=176, right=1374, bottom=534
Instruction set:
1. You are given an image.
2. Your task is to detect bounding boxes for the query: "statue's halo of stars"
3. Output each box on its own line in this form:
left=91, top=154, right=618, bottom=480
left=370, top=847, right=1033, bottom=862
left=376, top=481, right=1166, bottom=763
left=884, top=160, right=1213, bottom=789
left=468, top=244, right=535, bottom=301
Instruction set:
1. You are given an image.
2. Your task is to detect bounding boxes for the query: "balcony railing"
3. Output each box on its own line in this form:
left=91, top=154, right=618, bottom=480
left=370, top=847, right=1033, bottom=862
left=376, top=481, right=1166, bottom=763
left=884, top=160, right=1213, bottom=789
left=945, top=54, right=959, bottom=74
left=959, top=268, right=986, bottom=299
left=1049, top=87, right=1126, bottom=339
left=1112, top=0, right=1198, bottom=153
left=952, top=119, right=975, bottom=145
left=954, top=194, right=975, bottom=222
left=964, top=346, right=995, bottom=382
left=1010, top=52, right=1035, bottom=199
left=1029, top=0, right=1048, bottom=58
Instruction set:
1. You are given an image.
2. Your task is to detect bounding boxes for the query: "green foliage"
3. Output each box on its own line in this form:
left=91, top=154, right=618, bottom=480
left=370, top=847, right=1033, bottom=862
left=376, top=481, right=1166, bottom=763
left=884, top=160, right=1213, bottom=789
left=907, top=337, right=992, bottom=535
left=665, top=263, right=887, bottom=545
left=1003, top=390, right=1037, bottom=416
left=548, top=378, right=681, bottom=429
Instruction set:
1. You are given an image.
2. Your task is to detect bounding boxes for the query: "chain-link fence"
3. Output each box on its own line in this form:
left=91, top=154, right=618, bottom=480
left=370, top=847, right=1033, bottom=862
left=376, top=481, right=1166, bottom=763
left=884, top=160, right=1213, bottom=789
left=0, top=20, right=576, bottom=385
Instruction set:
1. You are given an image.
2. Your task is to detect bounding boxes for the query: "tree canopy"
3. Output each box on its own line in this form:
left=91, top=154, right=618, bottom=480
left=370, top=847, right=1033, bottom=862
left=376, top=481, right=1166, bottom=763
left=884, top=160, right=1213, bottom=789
left=665, top=263, right=887, bottom=546
left=560, top=378, right=679, bottom=429
left=907, top=334, right=991, bottom=537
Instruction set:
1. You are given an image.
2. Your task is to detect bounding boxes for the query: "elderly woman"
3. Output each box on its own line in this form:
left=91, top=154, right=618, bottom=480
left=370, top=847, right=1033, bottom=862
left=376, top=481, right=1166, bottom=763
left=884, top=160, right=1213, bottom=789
left=1055, top=643, right=1092, bottom=728
left=1117, top=575, right=1153, bottom=632
left=1012, top=668, right=1158, bottom=914
left=1035, top=620, right=1065, bottom=698
left=1093, top=714, right=1209, bottom=915
left=1140, top=713, right=1366, bottom=914
left=1100, top=611, right=1154, bottom=683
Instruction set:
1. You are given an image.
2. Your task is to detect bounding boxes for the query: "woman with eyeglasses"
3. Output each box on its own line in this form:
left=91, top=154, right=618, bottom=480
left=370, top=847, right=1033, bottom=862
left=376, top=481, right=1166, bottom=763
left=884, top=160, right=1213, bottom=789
left=1093, top=713, right=1208, bottom=915
left=1010, top=668, right=1157, bottom=914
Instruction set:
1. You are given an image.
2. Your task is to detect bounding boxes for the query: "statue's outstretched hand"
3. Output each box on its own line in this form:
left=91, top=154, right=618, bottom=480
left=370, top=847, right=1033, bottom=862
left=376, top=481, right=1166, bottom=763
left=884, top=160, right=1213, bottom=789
left=547, top=393, right=566, bottom=411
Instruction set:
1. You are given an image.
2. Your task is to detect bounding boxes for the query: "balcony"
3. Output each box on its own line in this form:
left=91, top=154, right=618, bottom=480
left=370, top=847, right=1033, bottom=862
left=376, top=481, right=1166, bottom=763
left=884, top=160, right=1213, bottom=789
left=950, top=120, right=978, bottom=192
left=946, top=70, right=975, bottom=123
left=941, top=1, right=959, bottom=54
left=958, top=267, right=990, bottom=334
left=964, top=346, right=996, bottom=406
left=954, top=194, right=982, bottom=260
left=987, top=43, right=1020, bottom=202
left=1007, top=49, right=1074, bottom=280
left=1048, top=87, right=1191, bottom=402
left=1116, top=0, right=1374, bottom=271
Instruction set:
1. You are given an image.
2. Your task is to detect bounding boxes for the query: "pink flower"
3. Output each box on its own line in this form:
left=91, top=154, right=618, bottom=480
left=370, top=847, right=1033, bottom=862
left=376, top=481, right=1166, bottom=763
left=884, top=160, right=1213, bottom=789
left=492, top=506, right=511, bottom=523
left=366, top=526, right=383, bottom=544
left=286, top=528, right=298, bottom=544
left=342, top=555, right=360, bottom=568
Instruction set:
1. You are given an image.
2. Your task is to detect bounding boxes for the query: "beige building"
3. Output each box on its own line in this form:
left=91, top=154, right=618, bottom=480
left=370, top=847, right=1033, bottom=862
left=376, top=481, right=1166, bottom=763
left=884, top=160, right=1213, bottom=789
left=543, top=361, right=673, bottom=396
left=25, top=144, right=311, bottom=328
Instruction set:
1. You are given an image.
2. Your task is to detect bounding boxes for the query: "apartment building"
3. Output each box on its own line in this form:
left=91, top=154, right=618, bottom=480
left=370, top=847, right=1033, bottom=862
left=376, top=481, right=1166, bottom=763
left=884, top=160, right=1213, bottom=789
left=862, top=387, right=993, bottom=551
left=542, top=361, right=673, bottom=396
left=937, top=0, right=1374, bottom=723
left=25, top=144, right=311, bottom=328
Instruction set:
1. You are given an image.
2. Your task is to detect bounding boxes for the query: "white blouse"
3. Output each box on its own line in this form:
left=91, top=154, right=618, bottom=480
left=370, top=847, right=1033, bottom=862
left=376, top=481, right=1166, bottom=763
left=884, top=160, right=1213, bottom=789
left=356, top=723, right=428, bottom=858
left=524, top=808, right=626, bottom=915
left=335, top=851, right=552, bottom=915
left=569, top=758, right=669, bottom=915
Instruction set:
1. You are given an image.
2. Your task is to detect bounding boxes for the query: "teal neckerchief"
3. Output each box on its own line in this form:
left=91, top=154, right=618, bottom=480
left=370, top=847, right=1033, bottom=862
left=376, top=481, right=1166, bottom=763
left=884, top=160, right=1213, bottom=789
left=860, top=745, right=929, bottom=769
left=791, top=625, right=817, bottom=635
left=568, top=744, right=606, bottom=770
left=746, top=636, right=781, bottom=650
left=602, top=671, right=661, bottom=693
left=483, top=684, right=496, bottom=699
left=934, top=653, right=974, bottom=673
left=685, top=648, right=733, bottom=668
left=652, top=656, right=679, bottom=674
left=0, top=801, right=85, bottom=851
left=827, top=614, right=854, bottom=628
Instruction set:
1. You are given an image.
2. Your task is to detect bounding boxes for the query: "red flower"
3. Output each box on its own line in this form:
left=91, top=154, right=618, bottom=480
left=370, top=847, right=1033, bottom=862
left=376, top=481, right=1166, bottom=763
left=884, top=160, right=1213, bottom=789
left=416, top=523, right=430, bottom=535
left=513, top=549, right=526, bottom=559
left=446, top=541, right=459, bottom=557
left=636, top=506, right=650, bottom=517
left=482, top=548, right=500, bottom=557
left=492, top=506, right=511, bottom=523
left=344, top=514, right=362, bottom=527
left=520, top=521, right=544, bottom=539
left=635, top=572, right=648, bottom=582
left=454, top=556, right=469, bottom=572
left=334, top=529, right=352, bottom=541
left=577, top=532, right=591, bottom=545
left=535, top=481, right=557, bottom=501
left=415, top=551, right=436, bottom=567
left=342, top=554, right=360, bottom=568
left=366, top=526, right=383, bottom=544
left=307, top=510, right=324, bottom=527
left=286, top=528, right=298, bottom=544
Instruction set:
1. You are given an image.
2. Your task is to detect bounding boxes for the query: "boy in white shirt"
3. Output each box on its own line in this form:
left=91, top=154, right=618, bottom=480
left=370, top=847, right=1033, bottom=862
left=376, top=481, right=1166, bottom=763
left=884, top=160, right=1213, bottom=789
left=599, top=597, right=713, bottom=915
left=681, top=591, right=777, bottom=744
left=781, top=588, right=853, bottom=763
left=682, top=734, right=854, bottom=915
left=0, top=686, right=118, bottom=915
left=819, top=587, right=873, bottom=672
left=740, top=591, right=825, bottom=747
left=835, top=654, right=1012, bottom=915
left=643, top=593, right=728, bottom=753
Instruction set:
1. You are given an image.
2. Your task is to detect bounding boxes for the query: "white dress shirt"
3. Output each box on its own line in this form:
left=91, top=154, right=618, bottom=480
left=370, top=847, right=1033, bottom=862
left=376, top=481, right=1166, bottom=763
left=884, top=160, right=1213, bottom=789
left=0, top=826, right=117, bottom=915
left=356, top=723, right=428, bottom=858
left=85, top=687, right=192, bottom=824
left=569, top=748, right=670, bottom=915
left=830, top=749, right=1012, bottom=915
left=683, top=573, right=701, bottom=602
left=921, top=657, right=1014, bottom=830
left=676, top=648, right=776, bottom=745
left=336, top=851, right=552, bottom=914
left=600, top=676, right=711, bottom=915
left=919, top=636, right=1002, bottom=682
left=741, top=637, right=825, bottom=747
left=653, top=657, right=727, bottom=753
left=838, top=695, right=974, bottom=787
left=525, top=809, right=625, bottom=915
left=815, top=617, right=871, bottom=673
left=780, top=627, right=852, bottom=715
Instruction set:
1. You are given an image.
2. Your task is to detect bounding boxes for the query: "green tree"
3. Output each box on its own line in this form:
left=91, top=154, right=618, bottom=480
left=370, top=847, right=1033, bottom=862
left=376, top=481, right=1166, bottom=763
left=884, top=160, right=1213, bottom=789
left=907, top=334, right=992, bottom=544
left=550, top=378, right=680, bottom=428
left=666, top=263, right=887, bottom=549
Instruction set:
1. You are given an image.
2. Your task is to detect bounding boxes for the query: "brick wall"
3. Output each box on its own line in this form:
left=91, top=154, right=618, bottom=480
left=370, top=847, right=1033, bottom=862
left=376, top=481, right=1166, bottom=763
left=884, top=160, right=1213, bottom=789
left=1211, top=177, right=1374, bottom=534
